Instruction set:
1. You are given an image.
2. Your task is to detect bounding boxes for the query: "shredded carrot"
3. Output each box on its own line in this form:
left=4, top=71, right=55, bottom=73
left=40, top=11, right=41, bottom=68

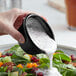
left=26, top=63, right=38, bottom=68
left=0, top=62, right=3, bottom=67
left=32, top=63, right=38, bottom=67
left=26, top=63, right=33, bottom=68
left=69, top=56, right=71, bottom=59
left=17, top=64, right=23, bottom=69
left=53, top=53, right=57, bottom=55
left=28, top=55, right=33, bottom=58
left=0, top=52, right=2, bottom=57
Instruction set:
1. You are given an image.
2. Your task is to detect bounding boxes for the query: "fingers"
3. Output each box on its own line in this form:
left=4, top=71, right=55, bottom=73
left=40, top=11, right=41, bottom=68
left=41, top=16, right=47, bottom=22
left=14, top=14, right=27, bottom=29
left=5, top=8, right=29, bottom=24
left=29, top=12, right=47, bottom=22
left=14, top=12, right=47, bottom=30
left=8, top=27, right=25, bottom=43
left=4, top=8, right=47, bottom=43
left=0, top=33, right=7, bottom=35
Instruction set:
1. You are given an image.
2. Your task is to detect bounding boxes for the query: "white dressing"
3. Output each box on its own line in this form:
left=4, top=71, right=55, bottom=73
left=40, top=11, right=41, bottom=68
left=27, top=26, right=62, bottom=76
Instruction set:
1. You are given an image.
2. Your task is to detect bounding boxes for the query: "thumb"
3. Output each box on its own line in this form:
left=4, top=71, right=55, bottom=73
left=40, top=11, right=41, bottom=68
left=9, top=27, right=25, bottom=43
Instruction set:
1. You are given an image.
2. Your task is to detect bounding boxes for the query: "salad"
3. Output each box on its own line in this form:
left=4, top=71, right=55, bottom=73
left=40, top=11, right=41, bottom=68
left=0, top=45, right=50, bottom=76
left=53, top=50, right=76, bottom=76
left=0, top=45, right=76, bottom=76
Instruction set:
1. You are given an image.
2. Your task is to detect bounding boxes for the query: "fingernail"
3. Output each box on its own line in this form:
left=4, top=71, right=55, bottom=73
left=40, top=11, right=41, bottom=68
left=19, top=38, right=25, bottom=43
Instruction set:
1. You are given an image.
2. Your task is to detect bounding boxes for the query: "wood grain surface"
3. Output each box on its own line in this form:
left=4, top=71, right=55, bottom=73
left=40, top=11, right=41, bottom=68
left=48, top=0, right=66, bottom=13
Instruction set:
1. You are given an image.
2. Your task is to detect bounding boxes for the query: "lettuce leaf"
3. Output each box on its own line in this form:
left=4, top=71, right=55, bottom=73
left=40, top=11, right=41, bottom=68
left=36, top=54, right=49, bottom=59
left=38, top=63, right=50, bottom=69
left=56, top=50, right=64, bottom=53
left=0, top=72, right=8, bottom=76
left=39, top=58, right=50, bottom=64
left=53, top=53, right=71, bottom=62
left=11, top=54, right=29, bottom=64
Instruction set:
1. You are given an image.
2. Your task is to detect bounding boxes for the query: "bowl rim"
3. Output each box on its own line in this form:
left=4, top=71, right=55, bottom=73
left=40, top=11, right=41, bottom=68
left=0, top=43, right=76, bottom=52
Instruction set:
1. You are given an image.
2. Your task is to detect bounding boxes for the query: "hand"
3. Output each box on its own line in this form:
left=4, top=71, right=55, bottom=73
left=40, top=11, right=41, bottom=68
left=0, top=8, right=28, bottom=43
left=0, top=8, right=47, bottom=43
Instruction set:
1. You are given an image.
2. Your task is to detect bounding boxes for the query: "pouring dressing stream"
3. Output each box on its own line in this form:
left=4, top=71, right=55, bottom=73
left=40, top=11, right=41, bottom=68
left=19, top=14, right=62, bottom=76
left=26, top=18, right=62, bottom=76
left=27, top=30, right=62, bottom=76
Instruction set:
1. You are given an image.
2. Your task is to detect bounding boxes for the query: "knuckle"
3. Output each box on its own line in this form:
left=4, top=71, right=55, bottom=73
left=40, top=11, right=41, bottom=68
left=10, top=31, right=18, bottom=39
left=13, top=33, right=18, bottom=38
left=12, top=8, right=23, bottom=17
left=12, top=8, right=20, bottom=13
left=12, top=33, right=19, bottom=40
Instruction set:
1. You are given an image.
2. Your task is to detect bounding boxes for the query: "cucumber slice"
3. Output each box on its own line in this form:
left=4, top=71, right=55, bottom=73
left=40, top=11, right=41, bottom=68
left=2, top=56, right=12, bottom=63
left=23, top=54, right=30, bottom=61
left=10, top=72, right=18, bottom=76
